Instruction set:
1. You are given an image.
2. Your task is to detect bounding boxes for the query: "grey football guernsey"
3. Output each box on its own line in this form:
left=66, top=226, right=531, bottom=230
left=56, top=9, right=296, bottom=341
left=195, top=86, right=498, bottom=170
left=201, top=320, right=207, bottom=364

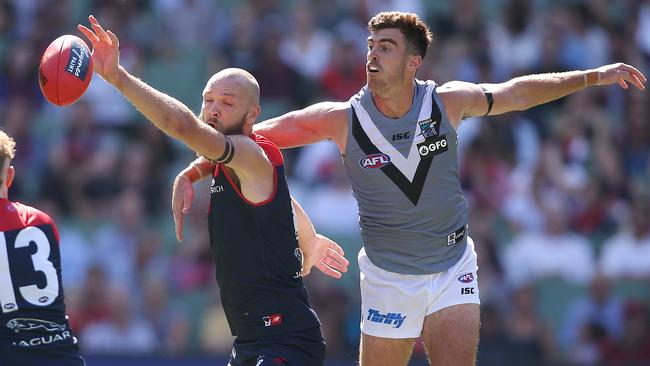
left=344, top=80, right=469, bottom=274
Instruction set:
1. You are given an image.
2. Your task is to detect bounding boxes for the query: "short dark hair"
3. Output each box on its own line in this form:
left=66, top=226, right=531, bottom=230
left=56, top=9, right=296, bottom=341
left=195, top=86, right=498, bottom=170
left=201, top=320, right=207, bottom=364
left=368, top=12, right=433, bottom=58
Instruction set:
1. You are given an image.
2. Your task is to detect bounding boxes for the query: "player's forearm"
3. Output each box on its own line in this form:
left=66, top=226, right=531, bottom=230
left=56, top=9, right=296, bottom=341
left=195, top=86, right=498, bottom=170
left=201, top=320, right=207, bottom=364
left=505, top=70, right=599, bottom=111
left=255, top=115, right=323, bottom=149
left=178, top=157, right=215, bottom=183
left=291, top=197, right=317, bottom=247
left=112, top=66, right=202, bottom=141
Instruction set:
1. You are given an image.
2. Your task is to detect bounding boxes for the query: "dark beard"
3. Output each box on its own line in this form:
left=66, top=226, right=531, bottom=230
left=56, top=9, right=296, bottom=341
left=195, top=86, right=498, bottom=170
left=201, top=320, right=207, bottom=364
left=222, top=120, right=245, bottom=135
left=206, top=116, right=246, bottom=135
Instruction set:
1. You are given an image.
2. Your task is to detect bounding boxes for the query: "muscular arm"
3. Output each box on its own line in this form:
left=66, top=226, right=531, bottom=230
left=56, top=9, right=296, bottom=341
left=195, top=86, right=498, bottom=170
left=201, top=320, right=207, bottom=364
left=254, top=102, right=349, bottom=153
left=79, top=16, right=272, bottom=184
left=439, top=63, right=646, bottom=129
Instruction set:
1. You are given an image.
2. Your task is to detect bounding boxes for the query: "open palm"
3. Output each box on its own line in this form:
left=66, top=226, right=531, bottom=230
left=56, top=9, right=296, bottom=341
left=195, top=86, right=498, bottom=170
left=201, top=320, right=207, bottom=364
left=77, top=15, right=121, bottom=84
left=301, top=234, right=349, bottom=278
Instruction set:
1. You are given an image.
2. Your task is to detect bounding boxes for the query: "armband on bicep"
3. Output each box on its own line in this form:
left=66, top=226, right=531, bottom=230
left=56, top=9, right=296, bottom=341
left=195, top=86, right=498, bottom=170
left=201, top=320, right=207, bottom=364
left=215, top=135, right=235, bottom=164
left=195, top=135, right=235, bottom=165
left=480, top=86, right=494, bottom=116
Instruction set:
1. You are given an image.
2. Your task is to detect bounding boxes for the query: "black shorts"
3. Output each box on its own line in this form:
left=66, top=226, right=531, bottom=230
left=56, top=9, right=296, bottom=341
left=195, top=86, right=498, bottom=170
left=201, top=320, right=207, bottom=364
left=1, top=343, right=85, bottom=366
left=229, top=327, right=326, bottom=366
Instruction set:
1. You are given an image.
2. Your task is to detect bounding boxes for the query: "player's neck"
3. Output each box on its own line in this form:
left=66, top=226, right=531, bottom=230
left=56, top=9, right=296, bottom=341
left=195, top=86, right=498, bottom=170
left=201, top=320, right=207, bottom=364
left=371, top=81, right=415, bottom=119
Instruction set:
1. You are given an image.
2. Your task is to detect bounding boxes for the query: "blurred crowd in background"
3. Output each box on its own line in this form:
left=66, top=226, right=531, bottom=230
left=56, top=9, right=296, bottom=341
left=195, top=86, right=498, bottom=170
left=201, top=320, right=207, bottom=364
left=1, top=0, right=650, bottom=364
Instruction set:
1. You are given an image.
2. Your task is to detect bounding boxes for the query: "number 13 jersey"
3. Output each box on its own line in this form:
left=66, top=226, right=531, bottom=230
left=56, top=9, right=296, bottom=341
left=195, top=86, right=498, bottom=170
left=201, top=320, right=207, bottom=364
left=0, top=198, right=78, bottom=350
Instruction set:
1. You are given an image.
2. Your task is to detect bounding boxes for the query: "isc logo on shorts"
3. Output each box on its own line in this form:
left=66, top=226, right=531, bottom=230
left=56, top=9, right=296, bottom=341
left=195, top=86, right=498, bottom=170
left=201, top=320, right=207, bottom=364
left=367, top=309, right=406, bottom=328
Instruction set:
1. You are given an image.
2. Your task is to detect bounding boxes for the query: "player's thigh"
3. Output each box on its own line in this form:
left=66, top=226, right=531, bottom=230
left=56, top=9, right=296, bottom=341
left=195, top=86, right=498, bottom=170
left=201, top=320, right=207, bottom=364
left=422, top=303, right=480, bottom=366
left=360, top=332, right=416, bottom=366
left=359, top=248, right=429, bottom=338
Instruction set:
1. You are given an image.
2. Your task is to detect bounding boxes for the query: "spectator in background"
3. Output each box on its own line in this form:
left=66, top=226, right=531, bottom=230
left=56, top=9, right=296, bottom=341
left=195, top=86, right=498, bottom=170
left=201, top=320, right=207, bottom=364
left=560, top=274, right=624, bottom=359
left=279, top=2, right=332, bottom=84
left=599, top=198, right=650, bottom=279
left=600, top=302, right=650, bottom=365
left=503, top=196, right=596, bottom=287
left=503, top=286, right=555, bottom=366
left=81, top=286, right=158, bottom=354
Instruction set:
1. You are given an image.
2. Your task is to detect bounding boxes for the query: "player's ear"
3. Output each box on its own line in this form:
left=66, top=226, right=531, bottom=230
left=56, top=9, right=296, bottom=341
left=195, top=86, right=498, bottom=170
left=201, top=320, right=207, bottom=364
left=246, top=105, right=260, bottom=127
left=5, top=166, right=14, bottom=188
left=407, top=54, right=422, bottom=72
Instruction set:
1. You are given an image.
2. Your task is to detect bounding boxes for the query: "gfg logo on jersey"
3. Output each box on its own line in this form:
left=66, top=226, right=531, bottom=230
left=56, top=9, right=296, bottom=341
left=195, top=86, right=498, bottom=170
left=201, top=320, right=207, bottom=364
left=360, top=153, right=390, bottom=169
left=417, top=135, right=448, bottom=158
left=458, top=272, right=475, bottom=283
left=367, top=309, right=406, bottom=328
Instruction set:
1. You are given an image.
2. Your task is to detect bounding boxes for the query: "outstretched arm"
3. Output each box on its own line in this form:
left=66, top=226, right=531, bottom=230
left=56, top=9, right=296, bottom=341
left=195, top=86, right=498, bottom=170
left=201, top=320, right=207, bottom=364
left=78, top=15, right=271, bottom=180
left=291, top=197, right=349, bottom=278
left=253, top=102, right=349, bottom=153
left=439, top=63, right=647, bottom=128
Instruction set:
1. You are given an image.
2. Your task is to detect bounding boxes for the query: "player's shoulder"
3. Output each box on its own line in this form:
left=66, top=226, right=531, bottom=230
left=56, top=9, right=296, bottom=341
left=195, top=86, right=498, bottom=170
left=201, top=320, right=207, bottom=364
left=436, top=80, right=477, bottom=94
left=436, top=80, right=482, bottom=109
left=0, top=199, right=54, bottom=231
left=252, top=133, right=284, bottom=166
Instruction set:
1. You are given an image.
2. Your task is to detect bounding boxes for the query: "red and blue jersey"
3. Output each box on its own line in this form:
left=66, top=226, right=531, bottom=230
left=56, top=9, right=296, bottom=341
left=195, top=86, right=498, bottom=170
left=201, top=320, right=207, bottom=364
left=207, top=134, right=320, bottom=341
left=0, top=198, right=79, bottom=355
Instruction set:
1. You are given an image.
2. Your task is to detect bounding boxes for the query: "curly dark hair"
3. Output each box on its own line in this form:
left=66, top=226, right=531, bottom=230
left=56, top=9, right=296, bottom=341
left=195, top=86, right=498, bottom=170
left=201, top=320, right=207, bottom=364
left=368, top=11, right=433, bottom=58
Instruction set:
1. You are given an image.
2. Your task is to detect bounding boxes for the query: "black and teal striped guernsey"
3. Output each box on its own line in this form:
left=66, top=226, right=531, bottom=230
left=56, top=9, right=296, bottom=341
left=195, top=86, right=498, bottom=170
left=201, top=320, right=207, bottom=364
left=207, top=133, right=320, bottom=342
left=344, top=80, right=470, bottom=275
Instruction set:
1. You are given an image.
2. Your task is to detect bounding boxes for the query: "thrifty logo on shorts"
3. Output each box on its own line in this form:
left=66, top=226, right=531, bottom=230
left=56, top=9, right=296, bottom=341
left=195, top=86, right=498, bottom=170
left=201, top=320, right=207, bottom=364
left=367, top=309, right=406, bottom=328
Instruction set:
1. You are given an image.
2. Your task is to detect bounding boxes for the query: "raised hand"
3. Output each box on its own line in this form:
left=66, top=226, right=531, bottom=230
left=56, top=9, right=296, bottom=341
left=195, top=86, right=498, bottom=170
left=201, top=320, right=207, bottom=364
left=77, top=15, right=121, bottom=84
left=300, top=234, right=349, bottom=279
left=172, top=175, right=195, bottom=242
left=594, top=63, right=647, bottom=90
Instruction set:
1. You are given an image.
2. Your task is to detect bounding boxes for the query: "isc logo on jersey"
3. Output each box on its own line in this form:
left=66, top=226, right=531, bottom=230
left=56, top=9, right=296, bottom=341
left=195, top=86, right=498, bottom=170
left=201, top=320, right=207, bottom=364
left=360, top=153, right=390, bottom=169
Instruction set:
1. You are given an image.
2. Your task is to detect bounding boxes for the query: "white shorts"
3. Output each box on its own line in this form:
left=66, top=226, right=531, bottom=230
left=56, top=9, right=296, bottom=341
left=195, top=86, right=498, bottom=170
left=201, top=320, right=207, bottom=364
left=359, top=237, right=480, bottom=338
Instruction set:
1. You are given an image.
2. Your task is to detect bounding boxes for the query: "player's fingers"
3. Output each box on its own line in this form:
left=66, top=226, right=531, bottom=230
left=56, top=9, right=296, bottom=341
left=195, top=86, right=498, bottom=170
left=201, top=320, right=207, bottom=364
left=618, top=78, right=629, bottom=89
left=106, top=30, right=119, bottom=48
left=324, top=250, right=349, bottom=272
left=88, top=15, right=111, bottom=44
left=630, top=74, right=646, bottom=90
left=181, top=185, right=193, bottom=214
left=316, top=262, right=342, bottom=279
left=327, top=248, right=349, bottom=268
left=328, top=241, right=345, bottom=256
left=77, top=25, right=99, bottom=43
left=173, top=210, right=183, bottom=242
left=623, top=64, right=647, bottom=82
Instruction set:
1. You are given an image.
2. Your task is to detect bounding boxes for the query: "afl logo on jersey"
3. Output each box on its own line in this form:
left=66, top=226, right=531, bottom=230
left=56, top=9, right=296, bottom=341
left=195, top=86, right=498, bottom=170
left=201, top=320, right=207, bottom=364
left=360, top=153, right=390, bottom=169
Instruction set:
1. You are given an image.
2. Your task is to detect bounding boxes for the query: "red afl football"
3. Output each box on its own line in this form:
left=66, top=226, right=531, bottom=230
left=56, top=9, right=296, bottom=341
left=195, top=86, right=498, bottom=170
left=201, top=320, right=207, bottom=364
left=38, top=35, right=93, bottom=106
